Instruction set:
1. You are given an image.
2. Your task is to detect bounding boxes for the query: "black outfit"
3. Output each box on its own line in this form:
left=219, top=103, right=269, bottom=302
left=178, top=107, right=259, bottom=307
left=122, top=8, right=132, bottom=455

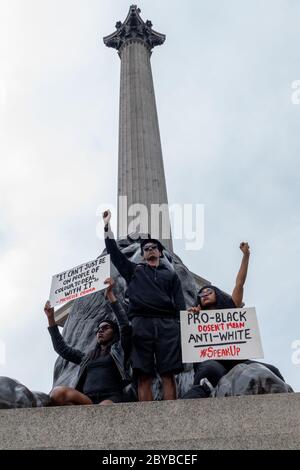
left=87, top=391, right=123, bottom=405
left=184, top=359, right=285, bottom=399
left=104, top=226, right=186, bottom=377
left=48, top=300, right=132, bottom=403
left=82, top=355, right=123, bottom=402
left=131, top=316, right=182, bottom=377
left=184, top=285, right=285, bottom=399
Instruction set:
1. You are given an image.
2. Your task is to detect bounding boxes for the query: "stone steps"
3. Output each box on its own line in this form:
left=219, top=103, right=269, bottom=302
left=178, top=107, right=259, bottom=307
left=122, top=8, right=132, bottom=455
left=0, top=393, right=299, bottom=449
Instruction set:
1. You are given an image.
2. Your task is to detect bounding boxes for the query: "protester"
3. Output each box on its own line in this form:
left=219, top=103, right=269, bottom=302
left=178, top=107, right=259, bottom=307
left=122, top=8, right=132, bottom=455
left=45, top=277, right=132, bottom=406
left=103, top=209, right=186, bottom=401
left=184, top=242, right=285, bottom=399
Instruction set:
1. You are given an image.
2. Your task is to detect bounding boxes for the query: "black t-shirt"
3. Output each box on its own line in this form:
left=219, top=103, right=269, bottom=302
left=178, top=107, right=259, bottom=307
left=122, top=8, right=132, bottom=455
left=82, top=355, right=123, bottom=395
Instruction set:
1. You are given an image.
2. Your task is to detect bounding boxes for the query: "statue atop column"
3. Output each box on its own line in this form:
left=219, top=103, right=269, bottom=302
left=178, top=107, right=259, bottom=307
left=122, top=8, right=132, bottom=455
left=104, top=5, right=165, bottom=52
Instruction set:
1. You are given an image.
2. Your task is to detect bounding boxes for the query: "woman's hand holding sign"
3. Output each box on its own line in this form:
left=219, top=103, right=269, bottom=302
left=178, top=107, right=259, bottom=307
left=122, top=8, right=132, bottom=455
left=187, top=305, right=201, bottom=313
left=44, top=301, right=56, bottom=327
left=104, top=277, right=117, bottom=304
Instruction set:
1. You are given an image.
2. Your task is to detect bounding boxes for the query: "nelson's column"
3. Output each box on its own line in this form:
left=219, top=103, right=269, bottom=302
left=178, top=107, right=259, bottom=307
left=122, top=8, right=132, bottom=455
left=104, top=5, right=173, bottom=250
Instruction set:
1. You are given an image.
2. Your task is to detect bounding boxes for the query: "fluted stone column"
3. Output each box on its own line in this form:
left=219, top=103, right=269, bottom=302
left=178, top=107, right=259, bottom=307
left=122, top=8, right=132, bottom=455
left=104, top=5, right=173, bottom=251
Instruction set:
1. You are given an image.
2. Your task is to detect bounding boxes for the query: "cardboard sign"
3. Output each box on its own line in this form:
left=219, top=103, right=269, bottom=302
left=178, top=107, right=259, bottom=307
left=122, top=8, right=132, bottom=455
left=49, top=255, right=110, bottom=306
left=180, top=307, right=264, bottom=363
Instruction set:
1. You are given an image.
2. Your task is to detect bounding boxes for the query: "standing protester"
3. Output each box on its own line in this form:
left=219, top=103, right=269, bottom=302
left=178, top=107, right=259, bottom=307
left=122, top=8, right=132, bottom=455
left=184, top=242, right=285, bottom=399
left=45, top=277, right=132, bottom=406
left=103, top=210, right=186, bottom=401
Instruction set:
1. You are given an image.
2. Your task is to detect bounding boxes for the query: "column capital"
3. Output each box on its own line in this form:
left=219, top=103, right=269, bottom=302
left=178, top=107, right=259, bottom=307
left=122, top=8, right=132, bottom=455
left=103, top=5, right=165, bottom=52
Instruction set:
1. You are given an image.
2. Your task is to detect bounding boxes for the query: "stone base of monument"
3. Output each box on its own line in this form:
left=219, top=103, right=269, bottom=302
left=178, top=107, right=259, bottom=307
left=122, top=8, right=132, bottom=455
left=0, top=393, right=300, bottom=449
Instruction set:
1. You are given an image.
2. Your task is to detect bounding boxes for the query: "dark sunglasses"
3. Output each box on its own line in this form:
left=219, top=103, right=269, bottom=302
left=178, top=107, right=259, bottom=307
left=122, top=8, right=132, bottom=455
left=143, top=244, right=158, bottom=252
left=199, top=288, right=214, bottom=298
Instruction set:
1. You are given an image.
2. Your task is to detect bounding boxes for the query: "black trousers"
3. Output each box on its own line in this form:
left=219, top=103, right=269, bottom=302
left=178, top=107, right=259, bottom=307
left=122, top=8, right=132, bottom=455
left=183, top=359, right=284, bottom=399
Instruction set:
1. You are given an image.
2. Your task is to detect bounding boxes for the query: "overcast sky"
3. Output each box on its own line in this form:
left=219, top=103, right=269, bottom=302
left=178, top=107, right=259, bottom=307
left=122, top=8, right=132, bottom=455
left=0, top=0, right=300, bottom=393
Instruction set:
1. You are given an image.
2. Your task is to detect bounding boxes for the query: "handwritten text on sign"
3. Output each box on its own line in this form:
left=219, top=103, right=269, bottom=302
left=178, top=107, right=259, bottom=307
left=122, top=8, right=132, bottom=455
left=49, top=255, right=110, bottom=306
left=180, top=307, right=264, bottom=363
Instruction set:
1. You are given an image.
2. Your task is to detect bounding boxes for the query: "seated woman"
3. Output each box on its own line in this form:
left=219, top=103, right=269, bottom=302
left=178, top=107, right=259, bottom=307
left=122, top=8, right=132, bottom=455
left=44, top=277, right=132, bottom=406
left=184, top=242, right=284, bottom=399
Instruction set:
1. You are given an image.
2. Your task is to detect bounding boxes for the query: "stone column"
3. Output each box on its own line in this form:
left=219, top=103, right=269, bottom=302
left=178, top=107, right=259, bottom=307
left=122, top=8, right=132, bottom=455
left=104, top=5, right=173, bottom=251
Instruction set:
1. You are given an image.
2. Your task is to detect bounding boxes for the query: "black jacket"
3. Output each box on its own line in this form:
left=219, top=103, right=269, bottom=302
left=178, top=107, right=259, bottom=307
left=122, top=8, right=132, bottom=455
left=105, top=226, right=186, bottom=318
left=48, top=300, right=132, bottom=391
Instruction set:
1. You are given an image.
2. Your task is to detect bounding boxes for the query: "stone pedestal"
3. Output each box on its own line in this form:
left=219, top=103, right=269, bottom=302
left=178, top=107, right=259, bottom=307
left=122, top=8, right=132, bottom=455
left=1, top=394, right=300, bottom=449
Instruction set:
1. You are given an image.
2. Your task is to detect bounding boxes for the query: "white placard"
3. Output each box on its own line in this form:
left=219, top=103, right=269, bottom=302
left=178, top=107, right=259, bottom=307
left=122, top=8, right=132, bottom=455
left=49, top=254, right=110, bottom=306
left=180, top=307, right=264, bottom=363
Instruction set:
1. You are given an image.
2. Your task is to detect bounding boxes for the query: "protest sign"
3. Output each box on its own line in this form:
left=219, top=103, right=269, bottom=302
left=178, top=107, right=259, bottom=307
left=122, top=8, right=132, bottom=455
left=180, top=307, right=263, bottom=363
left=49, top=255, right=110, bottom=306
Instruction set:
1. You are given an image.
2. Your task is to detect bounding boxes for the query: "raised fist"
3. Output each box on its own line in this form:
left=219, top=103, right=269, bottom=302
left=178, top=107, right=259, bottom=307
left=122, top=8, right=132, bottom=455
left=240, top=242, right=250, bottom=256
left=102, top=209, right=111, bottom=226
